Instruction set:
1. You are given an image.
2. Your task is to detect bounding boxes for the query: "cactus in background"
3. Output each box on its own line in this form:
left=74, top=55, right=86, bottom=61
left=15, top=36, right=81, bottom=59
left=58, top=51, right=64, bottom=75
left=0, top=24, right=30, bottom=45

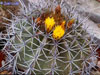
left=3, top=0, right=99, bottom=74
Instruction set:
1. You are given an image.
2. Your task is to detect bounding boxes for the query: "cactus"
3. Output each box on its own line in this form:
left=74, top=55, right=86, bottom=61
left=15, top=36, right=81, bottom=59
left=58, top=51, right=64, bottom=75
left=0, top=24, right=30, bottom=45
left=3, top=0, right=99, bottom=75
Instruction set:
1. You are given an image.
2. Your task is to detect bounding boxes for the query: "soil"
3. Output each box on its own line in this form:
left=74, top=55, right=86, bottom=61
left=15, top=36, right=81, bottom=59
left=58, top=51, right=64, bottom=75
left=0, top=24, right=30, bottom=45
left=0, top=0, right=20, bottom=33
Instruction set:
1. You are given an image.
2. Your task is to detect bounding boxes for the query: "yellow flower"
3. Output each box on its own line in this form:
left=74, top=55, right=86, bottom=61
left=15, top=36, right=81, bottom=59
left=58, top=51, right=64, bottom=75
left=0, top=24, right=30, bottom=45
left=45, top=17, right=55, bottom=32
left=53, top=25, right=65, bottom=40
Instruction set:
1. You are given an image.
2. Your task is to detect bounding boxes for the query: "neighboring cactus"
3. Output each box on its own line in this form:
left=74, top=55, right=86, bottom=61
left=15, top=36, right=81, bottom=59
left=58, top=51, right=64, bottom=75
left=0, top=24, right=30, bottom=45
left=3, top=0, right=99, bottom=75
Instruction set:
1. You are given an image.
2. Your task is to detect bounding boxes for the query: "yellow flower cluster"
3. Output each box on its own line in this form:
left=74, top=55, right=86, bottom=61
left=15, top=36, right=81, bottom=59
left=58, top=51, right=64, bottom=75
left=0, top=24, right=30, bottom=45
left=45, top=17, right=66, bottom=40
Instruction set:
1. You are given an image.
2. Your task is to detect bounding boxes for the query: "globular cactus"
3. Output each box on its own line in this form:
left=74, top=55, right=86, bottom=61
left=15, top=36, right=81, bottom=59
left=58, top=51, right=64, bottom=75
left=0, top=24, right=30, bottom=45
left=3, top=0, right=99, bottom=75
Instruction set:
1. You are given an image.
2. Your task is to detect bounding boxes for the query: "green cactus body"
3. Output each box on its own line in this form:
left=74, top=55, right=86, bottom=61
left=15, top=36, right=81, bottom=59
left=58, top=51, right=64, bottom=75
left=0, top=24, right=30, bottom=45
left=4, top=0, right=98, bottom=75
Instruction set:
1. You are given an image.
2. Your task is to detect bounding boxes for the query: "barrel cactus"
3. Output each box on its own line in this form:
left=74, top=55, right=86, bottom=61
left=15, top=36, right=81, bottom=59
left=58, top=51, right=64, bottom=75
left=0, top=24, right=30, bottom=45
left=3, top=0, right=99, bottom=74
